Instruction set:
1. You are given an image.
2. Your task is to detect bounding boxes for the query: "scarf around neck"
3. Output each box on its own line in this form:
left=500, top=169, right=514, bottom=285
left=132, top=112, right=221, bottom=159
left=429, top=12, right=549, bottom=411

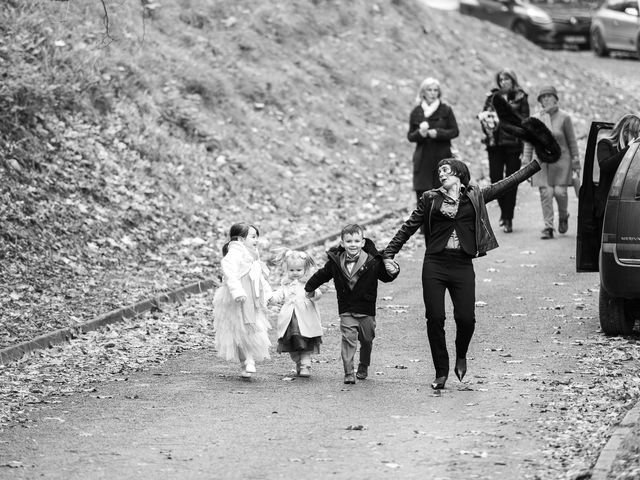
left=421, top=99, right=440, bottom=119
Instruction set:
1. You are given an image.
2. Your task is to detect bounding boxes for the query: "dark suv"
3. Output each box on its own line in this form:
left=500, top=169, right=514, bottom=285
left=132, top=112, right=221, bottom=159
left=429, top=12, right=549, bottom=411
left=577, top=121, right=640, bottom=335
left=459, top=0, right=596, bottom=49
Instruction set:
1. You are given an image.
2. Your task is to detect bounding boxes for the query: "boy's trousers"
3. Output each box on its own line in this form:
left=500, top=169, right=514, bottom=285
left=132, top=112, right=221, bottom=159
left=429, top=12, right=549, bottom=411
left=339, top=313, right=376, bottom=374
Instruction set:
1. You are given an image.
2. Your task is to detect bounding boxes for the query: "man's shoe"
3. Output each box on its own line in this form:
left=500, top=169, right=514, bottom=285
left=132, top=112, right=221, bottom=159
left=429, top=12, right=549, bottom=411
left=343, top=373, right=356, bottom=384
left=540, top=228, right=554, bottom=240
left=558, top=215, right=569, bottom=234
left=298, top=365, right=311, bottom=378
left=503, top=219, right=513, bottom=233
left=356, top=364, right=368, bottom=380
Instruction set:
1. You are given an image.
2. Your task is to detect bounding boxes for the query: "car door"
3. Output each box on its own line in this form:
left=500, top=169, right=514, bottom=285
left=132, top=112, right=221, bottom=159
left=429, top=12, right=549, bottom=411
left=609, top=140, right=640, bottom=266
left=600, top=0, right=639, bottom=49
left=576, top=121, right=613, bottom=272
left=617, top=0, right=640, bottom=51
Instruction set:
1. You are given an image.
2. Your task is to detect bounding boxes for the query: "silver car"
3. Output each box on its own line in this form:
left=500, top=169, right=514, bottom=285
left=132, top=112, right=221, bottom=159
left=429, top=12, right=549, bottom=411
left=590, top=0, right=640, bottom=57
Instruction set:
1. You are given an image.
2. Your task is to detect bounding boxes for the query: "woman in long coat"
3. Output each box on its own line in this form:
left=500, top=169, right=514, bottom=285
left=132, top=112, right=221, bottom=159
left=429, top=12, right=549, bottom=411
left=408, top=77, right=459, bottom=206
left=523, top=86, right=580, bottom=239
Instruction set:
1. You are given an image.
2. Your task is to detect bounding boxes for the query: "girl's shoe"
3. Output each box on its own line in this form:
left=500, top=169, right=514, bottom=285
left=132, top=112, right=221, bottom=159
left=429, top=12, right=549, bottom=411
left=240, top=367, right=252, bottom=378
left=245, top=360, right=256, bottom=373
left=431, top=376, right=447, bottom=390
left=299, top=365, right=311, bottom=378
left=344, top=373, right=356, bottom=384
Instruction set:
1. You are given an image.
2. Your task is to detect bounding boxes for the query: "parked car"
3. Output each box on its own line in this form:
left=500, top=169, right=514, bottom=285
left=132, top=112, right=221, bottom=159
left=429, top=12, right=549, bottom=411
left=577, top=121, right=640, bottom=335
left=590, top=0, right=640, bottom=57
left=459, top=0, right=597, bottom=49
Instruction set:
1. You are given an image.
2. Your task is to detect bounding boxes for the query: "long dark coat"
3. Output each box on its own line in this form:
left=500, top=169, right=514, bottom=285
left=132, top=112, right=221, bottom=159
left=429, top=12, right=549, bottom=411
left=408, top=102, right=459, bottom=191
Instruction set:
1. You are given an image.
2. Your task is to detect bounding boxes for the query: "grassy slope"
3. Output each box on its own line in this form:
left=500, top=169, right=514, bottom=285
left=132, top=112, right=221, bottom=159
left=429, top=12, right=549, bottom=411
left=1, top=0, right=639, bottom=348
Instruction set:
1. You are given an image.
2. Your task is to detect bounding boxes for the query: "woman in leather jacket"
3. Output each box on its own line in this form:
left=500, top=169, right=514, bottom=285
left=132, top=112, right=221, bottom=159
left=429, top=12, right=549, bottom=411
left=382, top=102, right=559, bottom=390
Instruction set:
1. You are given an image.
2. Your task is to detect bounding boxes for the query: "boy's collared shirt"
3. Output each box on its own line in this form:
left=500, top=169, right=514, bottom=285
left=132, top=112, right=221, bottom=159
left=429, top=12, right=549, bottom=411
left=340, top=251, right=367, bottom=289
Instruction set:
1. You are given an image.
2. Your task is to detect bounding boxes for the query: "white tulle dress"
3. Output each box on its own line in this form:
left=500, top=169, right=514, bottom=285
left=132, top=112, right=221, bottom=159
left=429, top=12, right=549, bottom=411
left=213, top=241, right=272, bottom=362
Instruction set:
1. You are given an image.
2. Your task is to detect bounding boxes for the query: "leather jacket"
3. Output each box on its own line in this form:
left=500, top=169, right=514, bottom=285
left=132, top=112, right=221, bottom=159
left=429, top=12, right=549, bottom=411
left=384, top=160, right=541, bottom=258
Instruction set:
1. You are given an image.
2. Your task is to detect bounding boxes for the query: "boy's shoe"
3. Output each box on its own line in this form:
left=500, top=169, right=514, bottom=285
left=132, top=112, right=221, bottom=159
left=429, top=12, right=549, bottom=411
left=558, top=215, right=569, bottom=234
left=343, top=373, right=356, bottom=384
left=540, top=228, right=554, bottom=240
left=299, top=365, right=311, bottom=378
left=240, top=368, right=252, bottom=378
left=244, top=360, right=256, bottom=373
left=356, top=364, right=368, bottom=380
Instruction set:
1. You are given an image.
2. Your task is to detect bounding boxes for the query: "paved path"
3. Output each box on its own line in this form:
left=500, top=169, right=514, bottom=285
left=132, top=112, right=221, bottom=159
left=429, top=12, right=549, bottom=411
left=1, top=187, right=606, bottom=479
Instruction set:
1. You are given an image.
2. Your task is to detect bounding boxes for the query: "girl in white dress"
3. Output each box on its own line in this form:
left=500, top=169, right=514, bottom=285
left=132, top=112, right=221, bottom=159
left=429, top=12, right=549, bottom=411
left=213, top=223, right=272, bottom=378
left=270, top=250, right=323, bottom=378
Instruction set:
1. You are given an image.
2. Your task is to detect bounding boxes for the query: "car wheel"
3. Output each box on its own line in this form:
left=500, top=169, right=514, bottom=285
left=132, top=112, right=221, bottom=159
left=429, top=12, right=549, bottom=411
left=591, top=28, right=609, bottom=57
left=599, top=287, right=635, bottom=335
left=511, top=21, right=529, bottom=40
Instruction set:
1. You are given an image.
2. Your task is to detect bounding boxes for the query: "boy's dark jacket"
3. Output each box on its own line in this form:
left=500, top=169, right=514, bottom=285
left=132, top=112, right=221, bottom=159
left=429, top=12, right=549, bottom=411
left=304, top=238, right=399, bottom=317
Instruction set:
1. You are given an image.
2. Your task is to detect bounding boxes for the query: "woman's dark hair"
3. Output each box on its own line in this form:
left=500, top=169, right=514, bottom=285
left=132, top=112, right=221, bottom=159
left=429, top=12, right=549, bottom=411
left=222, top=222, right=259, bottom=256
left=437, top=158, right=471, bottom=187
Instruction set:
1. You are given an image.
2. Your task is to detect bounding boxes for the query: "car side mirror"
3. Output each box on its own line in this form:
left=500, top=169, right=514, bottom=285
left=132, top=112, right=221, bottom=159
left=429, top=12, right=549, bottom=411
left=624, top=6, right=639, bottom=16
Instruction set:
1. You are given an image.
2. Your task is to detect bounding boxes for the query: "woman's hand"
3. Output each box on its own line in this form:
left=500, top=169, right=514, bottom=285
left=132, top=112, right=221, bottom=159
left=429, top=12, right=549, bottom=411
left=419, top=121, right=429, bottom=137
left=426, top=129, right=437, bottom=139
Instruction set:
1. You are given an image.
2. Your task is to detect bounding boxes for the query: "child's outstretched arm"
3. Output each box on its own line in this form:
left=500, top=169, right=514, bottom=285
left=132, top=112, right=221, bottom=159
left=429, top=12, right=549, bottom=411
left=304, top=261, right=333, bottom=297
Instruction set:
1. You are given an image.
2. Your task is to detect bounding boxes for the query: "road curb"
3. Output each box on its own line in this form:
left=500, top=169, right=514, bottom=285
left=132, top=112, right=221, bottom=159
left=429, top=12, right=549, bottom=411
left=0, top=208, right=407, bottom=365
left=0, top=280, right=217, bottom=365
left=591, top=400, right=640, bottom=479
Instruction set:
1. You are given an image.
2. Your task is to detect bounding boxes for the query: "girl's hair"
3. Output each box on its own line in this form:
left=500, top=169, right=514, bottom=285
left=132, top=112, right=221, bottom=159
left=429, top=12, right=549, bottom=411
left=415, top=77, right=441, bottom=104
left=222, top=222, right=259, bottom=256
left=273, top=249, right=316, bottom=275
left=606, top=114, right=640, bottom=150
left=437, top=158, right=471, bottom=187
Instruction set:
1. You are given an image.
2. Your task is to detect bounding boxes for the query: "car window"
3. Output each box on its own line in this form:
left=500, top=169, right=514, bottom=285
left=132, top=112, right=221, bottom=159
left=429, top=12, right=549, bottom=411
left=620, top=143, right=640, bottom=200
left=605, top=0, right=631, bottom=11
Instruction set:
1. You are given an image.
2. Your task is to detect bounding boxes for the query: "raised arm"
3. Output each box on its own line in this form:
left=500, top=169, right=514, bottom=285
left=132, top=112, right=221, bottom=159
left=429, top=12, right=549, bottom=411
left=481, top=159, right=541, bottom=204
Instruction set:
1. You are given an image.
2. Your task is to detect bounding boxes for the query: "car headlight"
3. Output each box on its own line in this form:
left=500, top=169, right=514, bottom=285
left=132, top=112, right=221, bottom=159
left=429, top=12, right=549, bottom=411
left=528, top=8, right=552, bottom=25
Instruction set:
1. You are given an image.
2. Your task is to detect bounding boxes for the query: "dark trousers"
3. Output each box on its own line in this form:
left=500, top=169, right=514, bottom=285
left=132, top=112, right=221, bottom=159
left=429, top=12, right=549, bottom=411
left=487, top=145, right=522, bottom=221
left=422, top=251, right=476, bottom=378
